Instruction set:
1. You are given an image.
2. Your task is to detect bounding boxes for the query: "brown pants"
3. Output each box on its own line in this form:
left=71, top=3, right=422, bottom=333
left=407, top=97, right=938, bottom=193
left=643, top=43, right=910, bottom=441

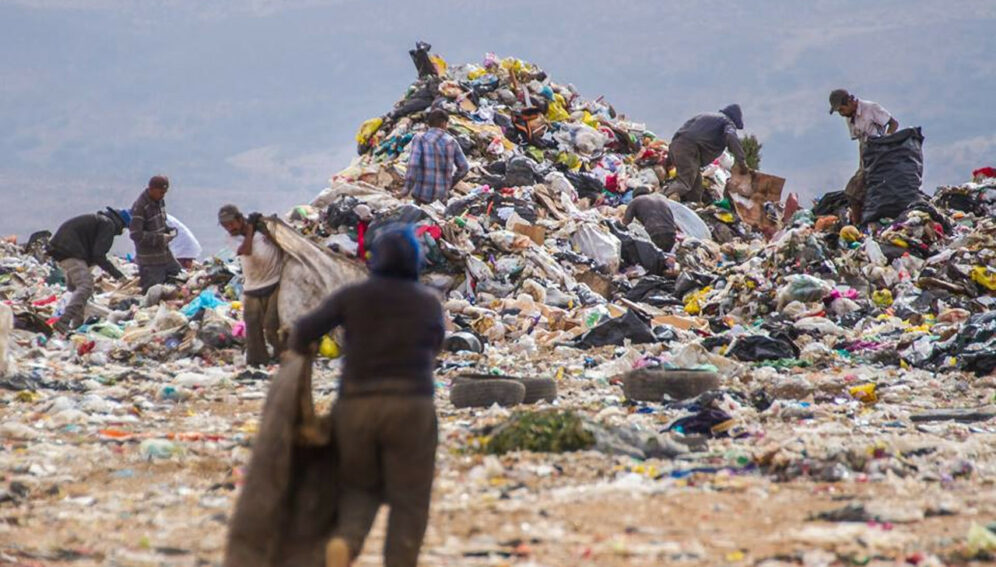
left=243, top=285, right=282, bottom=367
left=333, top=396, right=437, bottom=567
left=57, top=258, right=93, bottom=330
left=666, top=137, right=705, bottom=204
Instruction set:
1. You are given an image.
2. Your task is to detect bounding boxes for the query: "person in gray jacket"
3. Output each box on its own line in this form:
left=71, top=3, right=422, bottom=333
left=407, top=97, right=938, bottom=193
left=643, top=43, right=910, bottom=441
left=666, top=104, right=749, bottom=203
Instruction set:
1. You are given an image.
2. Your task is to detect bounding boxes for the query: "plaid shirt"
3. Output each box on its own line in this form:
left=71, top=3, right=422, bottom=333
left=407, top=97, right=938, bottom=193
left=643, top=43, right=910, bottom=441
left=129, top=189, right=174, bottom=266
left=403, top=127, right=469, bottom=204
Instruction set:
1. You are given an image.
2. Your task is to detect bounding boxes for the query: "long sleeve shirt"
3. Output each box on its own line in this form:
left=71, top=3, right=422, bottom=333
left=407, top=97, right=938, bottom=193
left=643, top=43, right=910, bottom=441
left=129, top=189, right=174, bottom=266
left=292, top=277, right=445, bottom=396
left=672, top=112, right=746, bottom=167
left=47, top=213, right=125, bottom=279
left=402, top=127, right=469, bottom=204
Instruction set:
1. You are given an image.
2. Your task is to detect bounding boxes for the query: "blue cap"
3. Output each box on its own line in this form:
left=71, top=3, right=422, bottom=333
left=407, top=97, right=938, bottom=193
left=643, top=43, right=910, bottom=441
left=118, top=209, right=132, bottom=226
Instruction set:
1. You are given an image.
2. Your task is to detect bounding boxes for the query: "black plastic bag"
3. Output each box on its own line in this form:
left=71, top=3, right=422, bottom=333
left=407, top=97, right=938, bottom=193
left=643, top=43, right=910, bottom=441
left=727, top=335, right=798, bottom=362
left=861, top=127, right=926, bottom=224
left=813, top=190, right=850, bottom=217
left=408, top=41, right=437, bottom=78
left=575, top=310, right=656, bottom=348
left=625, top=276, right=678, bottom=307
left=324, top=196, right=360, bottom=229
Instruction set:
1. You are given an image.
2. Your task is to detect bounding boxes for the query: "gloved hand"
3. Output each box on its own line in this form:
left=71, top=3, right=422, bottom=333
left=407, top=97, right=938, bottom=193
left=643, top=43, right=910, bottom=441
left=247, top=212, right=263, bottom=228
left=164, top=227, right=178, bottom=243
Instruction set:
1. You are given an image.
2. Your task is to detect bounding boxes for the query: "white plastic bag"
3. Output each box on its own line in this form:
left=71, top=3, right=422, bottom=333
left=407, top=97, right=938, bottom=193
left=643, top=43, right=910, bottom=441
left=571, top=223, right=621, bottom=272
left=666, top=200, right=712, bottom=241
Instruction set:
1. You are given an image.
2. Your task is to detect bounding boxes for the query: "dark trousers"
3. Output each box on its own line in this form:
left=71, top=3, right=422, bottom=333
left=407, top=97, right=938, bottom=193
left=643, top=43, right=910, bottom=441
left=243, top=285, right=283, bottom=367
left=333, top=396, right=437, bottom=567
left=667, top=138, right=705, bottom=203
left=649, top=231, right=676, bottom=253
left=845, top=144, right=867, bottom=225
left=138, top=260, right=181, bottom=293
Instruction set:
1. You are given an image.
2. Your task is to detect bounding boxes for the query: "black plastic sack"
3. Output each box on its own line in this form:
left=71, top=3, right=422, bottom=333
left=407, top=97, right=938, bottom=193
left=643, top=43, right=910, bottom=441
left=575, top=310, right=656, bottom=348
left=812, top=190, right=849, bottom=217
left=625, top=275, right=678, bottom=307
left=324, top=196, right=360, bottom=229
left=366, top=205, right=427, bottom=243
left=727, top=335, right=798, bottom=362
left=564, top=172, right=606, bottom=201
left=861, top=127, right=925, bottom=224
left=667, top=408, right=733, bottom=437
left=409, top=41, right=437, bottom=78
left=502, top=156, right=540, bottom=188
left=606, top=221, right=670, bottom=275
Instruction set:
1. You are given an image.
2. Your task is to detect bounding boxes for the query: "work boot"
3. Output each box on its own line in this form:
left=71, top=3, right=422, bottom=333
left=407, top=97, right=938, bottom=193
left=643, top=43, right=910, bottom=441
left=325, top=537, right=351, bottom=567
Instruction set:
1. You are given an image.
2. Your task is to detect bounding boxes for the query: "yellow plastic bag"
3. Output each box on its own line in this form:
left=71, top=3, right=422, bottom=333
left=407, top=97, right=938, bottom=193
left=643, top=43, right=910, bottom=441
left=849, top=383, right=878, bottom=404
left=355, top=117, right=383, bottom=145
left=872, top=289, right=893, bottom=308
left=319, top=335, right=341, bottom=359
left=970, top=266, right=996, bottom=291
left=546, top=100, right=570, bottom=122
left=839, top=225, right=862, bottom=243
left=581, top=110, right=599, bottom=129
left=556, top=152, right=582, bottom=171
left=429, top=54, right=447, bottom=75
left=683, top=286, right=712, bottom=315
left=467, top=65, right=487, bottom=80
left=501, top=57, right=524, bottom=75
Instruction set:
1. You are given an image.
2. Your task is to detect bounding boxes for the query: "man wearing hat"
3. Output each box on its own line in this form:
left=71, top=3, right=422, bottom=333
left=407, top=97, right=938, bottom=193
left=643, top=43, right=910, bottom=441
left=218, top=204, right=285, bottom=367
left=46, top=208, right=131, bottom=333
left=828, top=89, right=899, bottom=224
left=130, top=175, right=181, bottom=292
left=666, top=104, right=750, bottom=204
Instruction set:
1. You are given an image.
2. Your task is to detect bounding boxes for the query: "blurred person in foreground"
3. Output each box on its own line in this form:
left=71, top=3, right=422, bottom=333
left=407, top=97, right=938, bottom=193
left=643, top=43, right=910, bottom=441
left=290, top=226, right=444, bottom=567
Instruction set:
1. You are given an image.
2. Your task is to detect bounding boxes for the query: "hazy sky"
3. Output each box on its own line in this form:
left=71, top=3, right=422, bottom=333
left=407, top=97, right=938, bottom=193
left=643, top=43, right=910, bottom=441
left=2, top=0, right=994, bottom=255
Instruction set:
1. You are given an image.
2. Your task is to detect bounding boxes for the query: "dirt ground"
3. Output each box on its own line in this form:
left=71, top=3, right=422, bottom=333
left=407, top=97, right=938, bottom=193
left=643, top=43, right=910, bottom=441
left=1, top=363, right=994, bottom=567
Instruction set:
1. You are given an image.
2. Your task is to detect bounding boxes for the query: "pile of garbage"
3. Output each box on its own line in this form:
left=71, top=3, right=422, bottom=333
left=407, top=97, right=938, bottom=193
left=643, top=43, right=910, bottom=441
left=1, top=46, right=994, bottom=566
left=284, top=47, right=996, bottom=385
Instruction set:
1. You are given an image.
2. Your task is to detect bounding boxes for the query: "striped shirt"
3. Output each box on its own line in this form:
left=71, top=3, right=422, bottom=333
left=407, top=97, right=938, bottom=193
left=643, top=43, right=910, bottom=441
left=403, top=127, right=469, bottom=204
left=129, top=189, right=174, bottom=266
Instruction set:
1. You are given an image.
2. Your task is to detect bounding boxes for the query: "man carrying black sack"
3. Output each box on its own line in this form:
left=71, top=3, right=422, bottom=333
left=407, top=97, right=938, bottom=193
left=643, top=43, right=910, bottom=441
left=829, top=89, right=899, bottom=224
left=290, top=226, right=444, bottom=567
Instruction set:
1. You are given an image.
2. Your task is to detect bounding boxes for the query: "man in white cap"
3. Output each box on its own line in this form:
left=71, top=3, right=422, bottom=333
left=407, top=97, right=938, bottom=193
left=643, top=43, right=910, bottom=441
left=829, top=89, right=899, bottom=224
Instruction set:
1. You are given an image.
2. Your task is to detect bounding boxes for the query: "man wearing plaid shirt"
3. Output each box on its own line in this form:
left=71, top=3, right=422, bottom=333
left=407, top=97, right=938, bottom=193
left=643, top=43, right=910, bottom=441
left=402, top=109, right=469, bottom=204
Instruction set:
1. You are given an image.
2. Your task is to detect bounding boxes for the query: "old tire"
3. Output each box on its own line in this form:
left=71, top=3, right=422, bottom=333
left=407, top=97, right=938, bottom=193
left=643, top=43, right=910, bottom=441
left=450, top=379, right=525, bottom=409
left=454, top=374, right=558, bottom=404
left=621, top=369, right=720, bottom=402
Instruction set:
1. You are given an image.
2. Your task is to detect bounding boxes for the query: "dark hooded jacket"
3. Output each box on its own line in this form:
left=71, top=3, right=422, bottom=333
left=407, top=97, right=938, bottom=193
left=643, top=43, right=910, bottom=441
left=671, top=104, right=747, bottom=166
left=47, top=211, right=127, bottom=279
left=291, top=230, right=444, bottom=396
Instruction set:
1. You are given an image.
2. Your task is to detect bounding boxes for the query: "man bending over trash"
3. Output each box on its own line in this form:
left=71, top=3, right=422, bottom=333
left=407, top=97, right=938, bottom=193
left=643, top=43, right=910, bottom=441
left=218, top=204, right=285, bottom=367
left=290, top=226, right=445, bottom=567
left=623, top=186, right=678, bottom=252
left=666, top=104, right=749, bottom=204
left=828, top=88, right=899, bottom=225
left=47, top=207, right=130, bottom=333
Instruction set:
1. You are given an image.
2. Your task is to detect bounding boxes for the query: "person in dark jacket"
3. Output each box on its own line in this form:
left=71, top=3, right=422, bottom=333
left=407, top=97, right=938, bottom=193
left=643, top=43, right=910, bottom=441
left=290, top=226, right=444, bottom=567
left=623, top=186, right=678, bottom=252
left=130, top=175, right=181, bottom=292
left=47, top=208, right=130, bottom=333
left=666, top=104, right=749, bottom=203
